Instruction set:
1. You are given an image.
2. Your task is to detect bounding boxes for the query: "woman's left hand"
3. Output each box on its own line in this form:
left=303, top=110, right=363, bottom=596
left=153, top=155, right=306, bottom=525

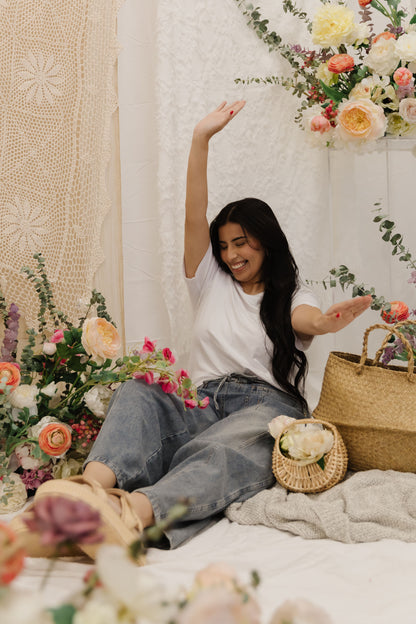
left=320, top=294, right=373, bottom=333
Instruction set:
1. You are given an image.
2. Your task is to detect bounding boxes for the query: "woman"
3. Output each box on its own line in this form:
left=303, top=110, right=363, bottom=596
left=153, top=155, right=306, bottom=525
left=16, top=101, right=371, bottom=558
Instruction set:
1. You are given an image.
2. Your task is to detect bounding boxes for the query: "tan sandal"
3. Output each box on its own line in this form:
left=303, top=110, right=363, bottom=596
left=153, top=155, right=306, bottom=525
left=33, top=476, right=146, bottom=563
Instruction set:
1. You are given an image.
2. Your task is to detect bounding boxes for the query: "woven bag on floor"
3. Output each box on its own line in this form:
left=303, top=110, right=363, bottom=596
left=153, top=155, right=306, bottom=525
left=272, top=418, right=348, bottom=493
left=313, top=321, right=416, bottom=472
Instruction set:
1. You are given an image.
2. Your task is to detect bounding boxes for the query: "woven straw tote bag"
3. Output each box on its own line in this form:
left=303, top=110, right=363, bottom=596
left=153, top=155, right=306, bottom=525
left=313, top=321, right=416, bottom=472
left=272, top=418, right=348, bottom=493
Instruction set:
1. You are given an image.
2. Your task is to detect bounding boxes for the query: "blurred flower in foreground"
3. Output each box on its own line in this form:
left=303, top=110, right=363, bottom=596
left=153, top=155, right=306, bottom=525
left=0, top=522, right=25, bottom=585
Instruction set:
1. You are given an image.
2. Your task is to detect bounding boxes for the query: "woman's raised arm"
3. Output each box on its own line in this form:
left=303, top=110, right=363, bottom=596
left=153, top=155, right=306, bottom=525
left=184, top=100, right=245, bottom=277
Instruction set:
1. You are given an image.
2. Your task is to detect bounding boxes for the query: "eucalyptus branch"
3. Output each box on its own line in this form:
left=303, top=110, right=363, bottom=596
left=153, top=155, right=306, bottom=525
left=282, top=0, right=313, bottom=31
left=373, top=213, right=416, bottom=270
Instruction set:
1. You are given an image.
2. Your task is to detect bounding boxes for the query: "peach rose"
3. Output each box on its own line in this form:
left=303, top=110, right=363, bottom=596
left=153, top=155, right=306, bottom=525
left=399, top=97, right=416, bottom=123
left=0, top=362, right=20, bottom=394
left=310, top=115, right=331, bottom=134
left=328, top=53, right=355, bottom=74
left=336, top=98, right=387, bottom=142
left=38, top=422, right=72, bottom=457
left=393, top=67, right=413, bottom=86
left=381, top=301, right=409, bottom=324
left=0, top=522, right=25, bottom=585
left=81, top=317, right=121, bottom=364
left=373, top=31, right=396, bottom=44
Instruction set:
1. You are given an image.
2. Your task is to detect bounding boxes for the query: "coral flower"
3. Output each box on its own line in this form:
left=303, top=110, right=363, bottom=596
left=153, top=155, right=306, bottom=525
left=0, top=362, right=21, bottom=394
left=358, top=0, right=372, bottom=6
left=38, top=422, right=72, bottom=456
left=381, top=301, right=409, bottom=324
left=0, top=522, right=25, bottom=585
left=393, top=67, right=413, bottom=87
left=328, top=53, right=355, bottom=74
left=81, top=317, right=121, bottom=364
left=310, top=115, right=331, bottom=134
left=373, top=31, right=396, bottom=44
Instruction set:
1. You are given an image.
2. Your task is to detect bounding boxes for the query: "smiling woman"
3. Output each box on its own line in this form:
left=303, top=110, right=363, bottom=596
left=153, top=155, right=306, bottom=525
left=217, top=222, right=265, bottom=295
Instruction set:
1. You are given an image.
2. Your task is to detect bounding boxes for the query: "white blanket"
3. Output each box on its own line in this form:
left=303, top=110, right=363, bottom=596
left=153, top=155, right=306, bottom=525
left=226, top=470, right=416, bottom=543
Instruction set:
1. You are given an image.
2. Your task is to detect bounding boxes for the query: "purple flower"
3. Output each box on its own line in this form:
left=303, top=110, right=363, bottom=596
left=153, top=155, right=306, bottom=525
left=1, top=303, right=20, bottom=362
left=23, top=496, right=103, bottom=547
left=408, top=270, right=416, bottom=285
left=20, top=468, right=54, bottom=492
left=397, top=79, right=415, bottom=100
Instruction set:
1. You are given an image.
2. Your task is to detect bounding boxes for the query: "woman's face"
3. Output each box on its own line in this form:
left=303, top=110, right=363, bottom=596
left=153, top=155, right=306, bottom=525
left=218, top=222, right=265, bottom=294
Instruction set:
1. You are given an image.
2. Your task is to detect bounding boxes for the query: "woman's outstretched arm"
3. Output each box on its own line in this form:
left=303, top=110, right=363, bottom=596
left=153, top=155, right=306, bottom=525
left=184, top=100, right=245, bottom=278
left=291, top=294, right=373, bottom=341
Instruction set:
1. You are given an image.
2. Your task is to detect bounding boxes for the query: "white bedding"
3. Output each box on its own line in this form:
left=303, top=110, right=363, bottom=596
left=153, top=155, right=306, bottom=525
left=6, top=514, right=416, bottom=624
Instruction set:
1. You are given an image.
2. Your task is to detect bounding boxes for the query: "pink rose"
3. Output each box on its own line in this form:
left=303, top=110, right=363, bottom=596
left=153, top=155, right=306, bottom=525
left=184, top=398, right=198, bottom=408
left=394, top=67, right=413, bottom=86
left=50, top=329, right=65, bottom=343
left=198, top=396, right=210, bottom=409
left=310, top=115, right=331, bottom=134
left=327, top=53, right=355, bottom=74
left=159, top=378, right=179, bottom=394
left=15, top=443, right=43, bottom=470
left=141, top=337, right=156, bottom=353
left=162, top=347, right=175, bottom=364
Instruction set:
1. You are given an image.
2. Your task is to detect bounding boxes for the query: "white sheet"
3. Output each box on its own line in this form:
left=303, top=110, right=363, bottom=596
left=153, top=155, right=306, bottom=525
left=7, top=516, right=416, bottom=623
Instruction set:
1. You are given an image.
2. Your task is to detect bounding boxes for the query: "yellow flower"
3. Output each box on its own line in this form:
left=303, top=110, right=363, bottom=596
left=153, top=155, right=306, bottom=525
left=312, top=4, right=357, bottom=47
left=81, top=317, right=121, bottom=364
left=336, top=98, right=387, bottom=143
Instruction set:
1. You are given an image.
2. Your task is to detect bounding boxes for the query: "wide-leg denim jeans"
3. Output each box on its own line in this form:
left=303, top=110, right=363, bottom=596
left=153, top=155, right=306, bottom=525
left=85, top=374, right=306, bottom=548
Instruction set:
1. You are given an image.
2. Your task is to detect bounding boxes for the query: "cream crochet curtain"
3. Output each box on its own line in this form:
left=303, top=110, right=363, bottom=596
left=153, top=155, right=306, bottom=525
left=0, top=0, right=123, bottom=337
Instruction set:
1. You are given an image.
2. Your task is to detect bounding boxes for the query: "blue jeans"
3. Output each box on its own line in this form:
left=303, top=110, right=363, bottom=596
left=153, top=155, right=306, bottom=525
left=85, top=374, right=306, bottom=548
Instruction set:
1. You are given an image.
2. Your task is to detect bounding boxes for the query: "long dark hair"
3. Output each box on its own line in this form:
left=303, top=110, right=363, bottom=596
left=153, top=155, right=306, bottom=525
left=210, top=198, right=308, bottom=412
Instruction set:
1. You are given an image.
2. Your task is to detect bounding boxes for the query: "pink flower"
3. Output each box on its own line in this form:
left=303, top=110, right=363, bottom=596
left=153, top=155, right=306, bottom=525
left=185, top=398, right=198, bottom=408
left=50, top=329, right=65, bottom=344
left=162, top=347, right=175, bottom=364
left=144, top=371, right=154, bottom=384
left=310, top=115, right=331, bottom=134
left=178, top=586, right=261, bottom=624
left=176, top=369, right=190, bottom=382
left=142, top=337, right=156, bottom=353
left=23, top=496, right=103, bottom=547
left=393, top=67, right=413, bottom=87
left=198, top=396, right=210, bottom=409
left=20, top=468, right=53, bottom=491
left=327, top=53, right=355, bottom=74
left=159, top=378, right=179, bottom=394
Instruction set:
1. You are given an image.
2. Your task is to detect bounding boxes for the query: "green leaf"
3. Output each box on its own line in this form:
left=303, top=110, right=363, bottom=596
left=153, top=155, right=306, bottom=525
left=49, top=604, right=77, bottom=624
left=317, top=456, right=325, bottom=471
left=320, top=80, right=344, bottom=103
left=410, top=13, right=416, bottom=24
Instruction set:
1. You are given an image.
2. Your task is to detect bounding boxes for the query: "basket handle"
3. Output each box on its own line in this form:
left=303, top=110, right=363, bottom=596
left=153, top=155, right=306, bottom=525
left=358, top=321, right=416, bottom=382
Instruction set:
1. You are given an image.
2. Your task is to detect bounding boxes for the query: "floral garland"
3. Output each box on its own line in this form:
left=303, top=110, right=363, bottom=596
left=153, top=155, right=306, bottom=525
left=0, top=254, right=208, bottom=513
left=235, top=0, right=416, bottom=148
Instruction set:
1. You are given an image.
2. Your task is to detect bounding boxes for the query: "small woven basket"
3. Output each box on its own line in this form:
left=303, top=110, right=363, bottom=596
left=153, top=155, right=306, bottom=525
left=272, top=418, right=348, bottom=493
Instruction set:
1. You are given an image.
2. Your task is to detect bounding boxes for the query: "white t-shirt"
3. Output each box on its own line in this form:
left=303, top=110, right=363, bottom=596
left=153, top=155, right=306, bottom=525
left=185, top=246, right=320, bottom=389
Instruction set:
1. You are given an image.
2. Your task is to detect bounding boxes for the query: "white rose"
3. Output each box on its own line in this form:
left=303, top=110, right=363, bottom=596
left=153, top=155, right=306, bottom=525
left=9, top=384, right=39, bottom=409
left=399, top=97, right=416, bottom=123
left=14, top=442, right=43, bottom=470
left=28, top=415, right=60, bottom=439
left=268, top=415, right=296, bottom=440
left=396, top=32, right=416, bottom=62
left=352, top=22, right=370, bottom=46
left=366, top=38, right=400, bottom=76
left=270, top=598, right=333, bottom=624
left=42, top=342, right=56, bottom=356
left=0, top=473, right=27, bottom=513
left=280, top=423, right=334, bottom=466
left=83, top=385, right=114, bottom=418
left=41, top=382, right=59, bottom=397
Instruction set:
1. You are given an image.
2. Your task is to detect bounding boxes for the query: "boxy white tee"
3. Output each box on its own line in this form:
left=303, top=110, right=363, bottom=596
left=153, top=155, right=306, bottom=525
left=185, top=246, right=320, bottom=389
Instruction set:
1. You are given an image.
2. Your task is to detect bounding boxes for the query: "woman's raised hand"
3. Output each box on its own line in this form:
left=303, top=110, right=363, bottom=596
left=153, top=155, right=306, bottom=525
left=193, top=100, right=246, bottom=141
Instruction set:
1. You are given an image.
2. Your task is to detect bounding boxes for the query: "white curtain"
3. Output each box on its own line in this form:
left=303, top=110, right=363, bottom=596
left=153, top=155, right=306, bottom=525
left=117, top=0, right=416, bottom=408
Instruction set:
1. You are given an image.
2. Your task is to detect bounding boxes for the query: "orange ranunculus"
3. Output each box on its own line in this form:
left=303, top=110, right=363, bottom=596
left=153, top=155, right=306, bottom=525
left=381, top=301, right=410, bottom=324
left=38, top=422, right=72, bottom=457
left=373, top=31, right=396, bottom=44
left=0, top=362, right=20, bottom=394
left=358, top=0, right=372, bottom=6
left=81, top=317, right=121, bottom=364
left=0, top=522, right=25, bottom=585
left=328, top=54, right=355, bottom=74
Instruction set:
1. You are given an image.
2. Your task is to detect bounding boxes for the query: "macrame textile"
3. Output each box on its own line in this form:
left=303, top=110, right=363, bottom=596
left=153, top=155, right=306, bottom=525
left=0, top=0, right=122, bottom=329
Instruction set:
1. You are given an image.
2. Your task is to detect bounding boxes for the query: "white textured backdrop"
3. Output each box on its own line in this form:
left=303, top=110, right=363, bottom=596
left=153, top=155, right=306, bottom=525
left=118, top=0, right=416, bottom=408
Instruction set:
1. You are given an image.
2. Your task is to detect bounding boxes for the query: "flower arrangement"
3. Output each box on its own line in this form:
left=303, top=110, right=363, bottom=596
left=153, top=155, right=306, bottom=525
left=0, top=254, right=208, bottom=513
left=269, top=415, right=334, bottom=469
left=235, top=0, right=416, bottom=148
left=0, top=501, right=334, bottom=624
